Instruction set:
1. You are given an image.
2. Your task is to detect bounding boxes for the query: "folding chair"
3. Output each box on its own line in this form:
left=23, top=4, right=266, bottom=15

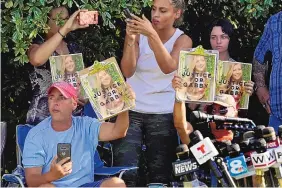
left=2, top=124, right=138, bottom=187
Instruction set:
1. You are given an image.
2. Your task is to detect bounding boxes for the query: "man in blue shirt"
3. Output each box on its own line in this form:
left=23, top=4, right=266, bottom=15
left=22, top=81, right=135, bottom=187
left=253, top=11, right=282, bottom=133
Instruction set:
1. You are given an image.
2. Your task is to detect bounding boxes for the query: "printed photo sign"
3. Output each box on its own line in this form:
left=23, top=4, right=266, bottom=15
left=79, top=57, right=135, bottom=121
left=49, top=53, right=86, bottom=98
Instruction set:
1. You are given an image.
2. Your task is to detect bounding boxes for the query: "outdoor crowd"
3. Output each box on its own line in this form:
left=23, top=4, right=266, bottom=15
left=19, top=0, right=282, bottom=187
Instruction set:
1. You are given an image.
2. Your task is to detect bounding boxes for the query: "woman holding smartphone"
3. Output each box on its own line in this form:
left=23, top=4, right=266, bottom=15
left=26, top=7, right=89, bottom=125
left=113, top=0, right=192, bottom=186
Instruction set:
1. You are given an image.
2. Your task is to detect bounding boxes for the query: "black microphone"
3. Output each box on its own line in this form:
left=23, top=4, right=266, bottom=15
left=263, top=127, right=276, bottom=143
left=176, top=144, right=190, bottom=160
left=278, top=125, right=282, bottom=139
left=190, top=111, right=255, bottom=126
left=189, top=130, right=236, bottom=187
left=214, top=140, right=231, bottom=158
left=254, top=125, right=266, bottom=139
left=238, top=132, right=256, bottom=179
left=172, top=144, right=199, bottom=181
left=251, top=138, right=267, bottom=187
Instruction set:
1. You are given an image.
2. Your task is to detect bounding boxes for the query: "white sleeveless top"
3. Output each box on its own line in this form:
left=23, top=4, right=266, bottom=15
left=127, top=28, right=184, bottom=114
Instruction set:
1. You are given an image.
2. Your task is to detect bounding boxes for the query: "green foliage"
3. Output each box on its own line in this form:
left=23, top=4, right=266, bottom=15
left=238, top=0, right=274, bottom=19
left=1, top=0, right=153, bottom=64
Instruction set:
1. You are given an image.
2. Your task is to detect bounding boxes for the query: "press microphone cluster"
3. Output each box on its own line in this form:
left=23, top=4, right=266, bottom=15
left=189, top=130, right=236, bottom=187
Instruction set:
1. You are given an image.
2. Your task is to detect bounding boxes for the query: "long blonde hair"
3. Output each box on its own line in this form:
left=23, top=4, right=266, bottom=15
left=184, top=55, right=208, bottom=100
left=225, top=63, right=244, bottom=95
left=61, top=55, right=76, bottom=75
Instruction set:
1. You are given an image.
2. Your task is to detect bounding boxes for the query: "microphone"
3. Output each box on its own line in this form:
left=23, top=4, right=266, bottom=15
left=213, top=140, right=231, bottom=158
left=189, top=130, right=236, bottom=187
left=278, top=125, right=282, bottom=141
left=190, top=111, right=255, bottom=125
left=172, top=144, right=199, bottom=180
left=251, top=138, right=269, bottom=187
left=225, top=144, right=249, bottom=180
left=263, top=127, right=277, bottom=143
left=237, top=132, right=256, bottom=179
left=254, top=125, right=265, bottom=139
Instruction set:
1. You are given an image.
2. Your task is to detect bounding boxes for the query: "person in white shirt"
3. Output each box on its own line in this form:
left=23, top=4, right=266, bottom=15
left=112, top=0, right=192, bottom=186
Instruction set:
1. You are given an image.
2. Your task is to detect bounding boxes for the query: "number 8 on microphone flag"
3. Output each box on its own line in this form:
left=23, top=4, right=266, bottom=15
left=225, top=154, right=248, bottom=177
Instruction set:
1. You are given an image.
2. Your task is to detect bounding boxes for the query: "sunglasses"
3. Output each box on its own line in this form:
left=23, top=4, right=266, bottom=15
left=212, top=106, right=228, bottom=115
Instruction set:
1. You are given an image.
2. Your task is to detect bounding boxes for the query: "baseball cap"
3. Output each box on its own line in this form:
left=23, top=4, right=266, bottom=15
left=48, top=81, right=78, bottom=101
left=213, top=94, right=236, bottom=109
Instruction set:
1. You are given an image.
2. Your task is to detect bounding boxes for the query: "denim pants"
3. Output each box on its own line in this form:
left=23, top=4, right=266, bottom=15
left=111, top=111, right=178, bottom=186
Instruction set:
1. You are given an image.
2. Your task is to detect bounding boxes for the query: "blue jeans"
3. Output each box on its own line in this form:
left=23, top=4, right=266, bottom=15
left=111, top=111, right=178, bottom=186
left=269, top=114, right=282, bottom=133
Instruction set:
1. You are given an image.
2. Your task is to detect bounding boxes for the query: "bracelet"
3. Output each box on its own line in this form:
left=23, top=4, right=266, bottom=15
left=58, top=30, right=66, bottom=38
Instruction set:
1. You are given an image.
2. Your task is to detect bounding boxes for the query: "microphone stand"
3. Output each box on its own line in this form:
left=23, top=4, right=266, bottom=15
left=205, top=159, right=230, bottom=187
left=214, top=156, right=237, bottom=187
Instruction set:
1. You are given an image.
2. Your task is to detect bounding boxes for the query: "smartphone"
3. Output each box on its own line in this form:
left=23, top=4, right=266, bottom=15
left=79, top=11, right=99, bottom=25
left=57, top=143, right=71, bottom=164
left=123, top=8, right=132, bottom=19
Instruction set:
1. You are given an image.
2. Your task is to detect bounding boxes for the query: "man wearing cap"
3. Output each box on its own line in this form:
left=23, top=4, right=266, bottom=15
left=22, top=81, right=135, bottom=187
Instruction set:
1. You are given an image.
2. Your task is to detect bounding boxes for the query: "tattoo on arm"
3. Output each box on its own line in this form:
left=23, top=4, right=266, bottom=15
left=253, top=58, right=267, bottom=88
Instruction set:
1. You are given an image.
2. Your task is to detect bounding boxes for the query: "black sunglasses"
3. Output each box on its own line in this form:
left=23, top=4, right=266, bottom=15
left=212, top=106, right=228, bottom=115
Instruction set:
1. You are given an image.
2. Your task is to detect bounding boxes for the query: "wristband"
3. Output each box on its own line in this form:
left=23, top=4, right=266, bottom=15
left=58, top=30, right=66, bottom=38
left=127, top=43, right=135, bottom=47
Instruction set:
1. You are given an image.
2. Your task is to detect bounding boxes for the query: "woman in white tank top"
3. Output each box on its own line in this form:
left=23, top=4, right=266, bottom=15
left=111, top=0, right=192, bottom=186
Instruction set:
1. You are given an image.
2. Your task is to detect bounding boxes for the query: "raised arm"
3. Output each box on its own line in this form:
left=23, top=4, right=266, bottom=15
left=172, top=75, right=193, bottom=145
left=128, top=15, right=192, bottom=74
left=28, top=10, right=89, bottom=67
left=173, top=101, right=193, bottom=145
left=120, top=21, right=140, bottom=78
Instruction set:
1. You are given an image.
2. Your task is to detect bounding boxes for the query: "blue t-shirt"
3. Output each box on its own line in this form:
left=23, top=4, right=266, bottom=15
left=22, top=116, right=101, bottom=187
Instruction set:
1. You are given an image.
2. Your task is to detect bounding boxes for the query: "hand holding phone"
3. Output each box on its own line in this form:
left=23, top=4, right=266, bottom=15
left=57, top=143, right=71, bottom=164
left=123, top=8, right=133, bottom=20
left=78, top=11, right=99, bottom=25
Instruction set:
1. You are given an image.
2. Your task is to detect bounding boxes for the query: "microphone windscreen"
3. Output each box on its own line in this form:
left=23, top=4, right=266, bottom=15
left=240, top=139, right=249, bottom=147
left=222, top=140, right=232, bottom=146
left=263, top=127, right=276, bottom=141
left=176, top=144, right=189, bottom=153
left=239, top=139, right=249, bottom=153
left=190, top=111, right=207, bottom=123
left=278, top=125, right=282, bottom=137
left=231, top=143, right=240, bottom=152
left=256, top=138, right=267, bottom=148
left=243, top=131, right=255, bottom=140
left=189, top=130, right=204, bottom=144
left=254, top=125, right=265, bottom=138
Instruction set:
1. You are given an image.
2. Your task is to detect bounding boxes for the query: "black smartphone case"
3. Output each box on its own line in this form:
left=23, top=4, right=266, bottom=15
left=57, top=143, right=71, bottom=164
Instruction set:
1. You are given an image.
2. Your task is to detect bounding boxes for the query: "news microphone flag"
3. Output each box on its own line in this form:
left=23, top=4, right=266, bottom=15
left=225, top=154, right=248, bottom=177
left=172, top=159, right=199, bottom=176
left=190, top=137, right=219, bottom=165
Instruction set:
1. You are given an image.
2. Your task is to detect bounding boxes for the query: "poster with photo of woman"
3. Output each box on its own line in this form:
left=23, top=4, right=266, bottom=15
left=79, top=57, right=135, bottom=121
left=216, top=61, right=252, bottom=109
left=176, top=46, right=218, bottom=103
left=49, top=53, right=86, bottom=98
